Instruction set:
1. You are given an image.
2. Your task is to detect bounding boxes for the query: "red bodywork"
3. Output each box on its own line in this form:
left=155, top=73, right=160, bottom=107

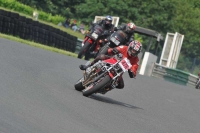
left=103, top=58, right=117, bottom=64
left=82, top=36, right=103, bottom=52
left=102, top=57, right=118, bottom=79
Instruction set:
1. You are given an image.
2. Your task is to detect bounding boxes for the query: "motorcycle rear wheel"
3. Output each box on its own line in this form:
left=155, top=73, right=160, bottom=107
left=82, top=75, right=111, bottom=97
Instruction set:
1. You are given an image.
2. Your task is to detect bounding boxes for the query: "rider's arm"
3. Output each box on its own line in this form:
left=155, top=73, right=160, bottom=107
left=113, top=24, right=124, bottom=31
left=129, top=65, right=138, bottom=78
left=88, top=20, right=101, bottom=31
left=107, top=45, right=124, bottom=56
left=129, top=59, right=139, bottom=78
left=129, top=35, right=134, bottom=42
left=108, top=45, right=127, bottom=55
left=96, top=20, right=103, bottom=25
left=107, top=47, right=119, bottom=55
left=125, top=36, right=134, bottom=46
left=117, top=24, right=126, bottom=30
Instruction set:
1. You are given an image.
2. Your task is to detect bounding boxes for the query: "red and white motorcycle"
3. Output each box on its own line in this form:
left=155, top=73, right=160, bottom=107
left=74, top=54, right=132, bottom=97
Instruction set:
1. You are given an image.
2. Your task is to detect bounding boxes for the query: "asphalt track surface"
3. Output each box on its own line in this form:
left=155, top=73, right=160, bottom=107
left=0, top=37, right=200, bottom=133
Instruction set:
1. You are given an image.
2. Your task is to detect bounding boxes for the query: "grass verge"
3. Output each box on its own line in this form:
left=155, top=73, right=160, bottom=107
left=0, top=33, right=78, bottom=58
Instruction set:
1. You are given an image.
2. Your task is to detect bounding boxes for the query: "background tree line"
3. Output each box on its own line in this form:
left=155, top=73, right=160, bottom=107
left=16, top=0, right=200, bottom=74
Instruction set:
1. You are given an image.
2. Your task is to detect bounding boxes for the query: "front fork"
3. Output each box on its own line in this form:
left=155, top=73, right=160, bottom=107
left=82, top=37, right=88, bottom=46
left=82, top=37, right=93, bottom=45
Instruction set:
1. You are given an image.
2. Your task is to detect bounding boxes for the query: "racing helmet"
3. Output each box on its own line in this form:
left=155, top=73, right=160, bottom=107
left=126, top=22, right=136, bottom=33
left=104, top=15, right=113, bottom=26
left=127, top=40, right=142, bottom=57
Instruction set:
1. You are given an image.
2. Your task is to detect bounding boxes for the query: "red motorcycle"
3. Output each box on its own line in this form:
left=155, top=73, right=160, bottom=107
left=77, top=25, right=109, bottom=60
left=74, top=54, right=132, bottom=97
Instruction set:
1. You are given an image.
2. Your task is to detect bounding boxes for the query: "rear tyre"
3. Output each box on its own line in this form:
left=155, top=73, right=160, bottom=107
left=82, top=75, right=111, bottom=97
left=78, top=41, right=90, bottom=59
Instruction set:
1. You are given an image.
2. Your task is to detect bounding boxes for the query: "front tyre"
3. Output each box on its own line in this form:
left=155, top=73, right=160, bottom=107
left=74, top=78, right=85, bottom=91
left=97, top=45, right=109, bottom=56
left=78, top=41, right=90, bottom=59
left=84, top=51, right=91, bottom=60
left=82, top=75, right=111, bottom=97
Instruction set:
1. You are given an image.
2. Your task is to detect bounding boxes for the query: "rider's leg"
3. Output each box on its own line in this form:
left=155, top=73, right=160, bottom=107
left=79, top=54, right=110, bottom=70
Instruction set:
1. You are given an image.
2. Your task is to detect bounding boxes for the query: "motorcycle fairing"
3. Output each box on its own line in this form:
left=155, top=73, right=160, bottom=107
left=102, top=58, right=117, bottom=64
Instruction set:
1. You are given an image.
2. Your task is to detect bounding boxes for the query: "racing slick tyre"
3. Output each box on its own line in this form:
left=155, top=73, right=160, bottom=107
left=77, top=41, right=90, bottom=59
left=74, top=78, right=85, bottom=91
left=82, top=75, right=111, bottom=97
left=97, top=45, right=109, bottom=56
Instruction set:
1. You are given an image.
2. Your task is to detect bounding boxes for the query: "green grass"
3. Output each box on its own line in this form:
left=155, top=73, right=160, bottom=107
left=0, top=33, right=78, bottom=58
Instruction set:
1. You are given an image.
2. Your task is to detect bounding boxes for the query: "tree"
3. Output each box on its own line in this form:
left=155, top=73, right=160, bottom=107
left=16, top=0, right=85, bottom=17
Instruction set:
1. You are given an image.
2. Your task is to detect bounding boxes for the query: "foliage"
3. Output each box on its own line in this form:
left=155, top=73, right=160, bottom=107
left=0, top=0, right=66, bottom=25
left=177, top=53, right=200, bottom=75
left=16, top=0, right=83, bottom=18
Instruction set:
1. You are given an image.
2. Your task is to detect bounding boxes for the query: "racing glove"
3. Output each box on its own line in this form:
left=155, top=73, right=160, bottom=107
left=114, top=27, right=118, bottom=31
left=128, top=69, right=135, bottom=78
left=112, top=48, right=119, bottom=54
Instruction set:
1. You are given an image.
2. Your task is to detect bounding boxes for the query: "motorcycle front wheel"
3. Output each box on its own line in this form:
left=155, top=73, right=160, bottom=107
left=77, top=41, right=90, bottom=59
left=74, top=77, right=85, bottom=91
left=97, top=45, right=110, bottom=56
left=82, top=75, right=111, bottom=97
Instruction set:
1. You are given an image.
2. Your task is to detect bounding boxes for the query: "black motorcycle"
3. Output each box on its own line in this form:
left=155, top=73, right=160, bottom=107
left=97, top=30, right=127, bottom=56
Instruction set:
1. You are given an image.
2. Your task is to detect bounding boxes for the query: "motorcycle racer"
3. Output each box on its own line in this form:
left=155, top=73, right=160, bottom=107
left=114, top=22, right=136, bottom=45
left=88, top=15, right=115, bottom=36
left=79, top=40, right=142, bottom=89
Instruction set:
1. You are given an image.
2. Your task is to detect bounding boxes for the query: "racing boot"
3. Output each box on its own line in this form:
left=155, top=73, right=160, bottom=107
left=79, top=64, right=89, bottom=70
left=79, top=61, right=94, bottom=70
left=79, top=55, right=104, bottom=70
left=79, top=57, right=98, bottom=70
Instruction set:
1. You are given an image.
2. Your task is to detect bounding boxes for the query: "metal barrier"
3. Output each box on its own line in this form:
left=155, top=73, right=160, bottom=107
left=151, top=63, right=198, bottom=87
